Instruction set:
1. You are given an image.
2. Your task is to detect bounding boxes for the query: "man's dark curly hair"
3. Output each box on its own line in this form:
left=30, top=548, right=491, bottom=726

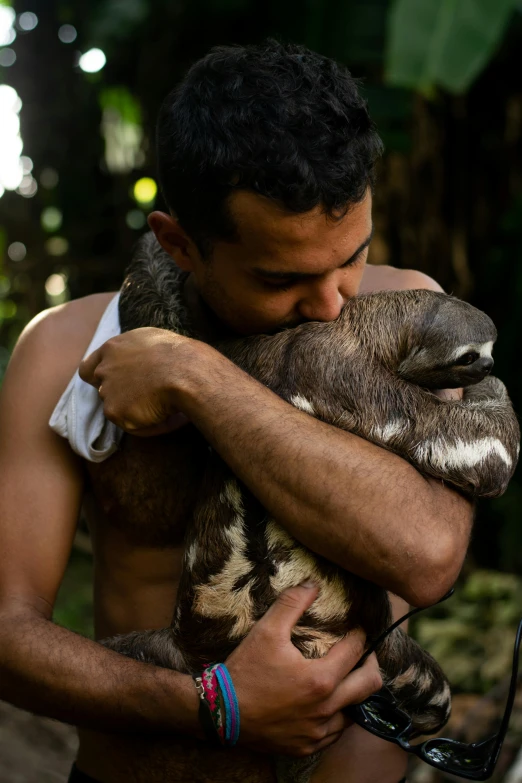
left=156, top=40, right=383, bottom=256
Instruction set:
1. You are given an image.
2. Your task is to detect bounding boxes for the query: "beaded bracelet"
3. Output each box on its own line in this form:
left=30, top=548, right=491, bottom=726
left=193, top=663, right=240, bottom=747
left=193, top=665, right=224, bottom=746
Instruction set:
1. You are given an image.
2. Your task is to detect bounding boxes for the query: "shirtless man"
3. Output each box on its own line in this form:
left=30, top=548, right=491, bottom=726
left=0, top=41, right=472, bottom=783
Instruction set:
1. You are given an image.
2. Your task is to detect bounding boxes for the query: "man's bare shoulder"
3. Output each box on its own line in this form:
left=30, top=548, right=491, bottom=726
left=21, top=291, right=117, bottom=358
left=4, top=292, right=118, bottom=417
left=359, top=264, right=444, bottom=294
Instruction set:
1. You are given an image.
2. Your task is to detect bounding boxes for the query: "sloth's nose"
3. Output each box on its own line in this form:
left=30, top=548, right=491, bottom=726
left=475, top=356, right=494, bottom=375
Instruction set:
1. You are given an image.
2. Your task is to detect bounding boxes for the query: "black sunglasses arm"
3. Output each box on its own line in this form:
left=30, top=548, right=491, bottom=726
left=356, top=589, right=455, bottom=669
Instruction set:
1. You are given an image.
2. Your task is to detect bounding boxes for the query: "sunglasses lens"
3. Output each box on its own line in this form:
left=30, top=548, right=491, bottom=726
left=422, top=737, right=494, bottom=774
left=359, top=696, right=411, bottom=738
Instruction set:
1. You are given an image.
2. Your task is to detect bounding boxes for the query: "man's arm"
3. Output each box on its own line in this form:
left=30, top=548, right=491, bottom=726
left=165, top=342, right=472, bottom=607
left=0, top=307, right=198, bottom=734
left=0, top=303, right=381, bottom=754
left=80, top=275, right=473, bottom=608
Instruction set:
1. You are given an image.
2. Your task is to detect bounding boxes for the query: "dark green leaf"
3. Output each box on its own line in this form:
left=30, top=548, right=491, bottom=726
left=386, top=0, right=517, bottom=94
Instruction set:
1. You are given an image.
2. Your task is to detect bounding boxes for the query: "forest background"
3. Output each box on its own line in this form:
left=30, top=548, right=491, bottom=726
left=0, top=0, right=522, bottom=781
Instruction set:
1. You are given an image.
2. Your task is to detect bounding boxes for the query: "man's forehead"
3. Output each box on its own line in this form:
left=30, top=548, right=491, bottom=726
left=227, top=189, right=372, bottom=258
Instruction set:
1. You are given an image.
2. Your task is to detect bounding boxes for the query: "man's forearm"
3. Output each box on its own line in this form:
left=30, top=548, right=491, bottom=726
left=175, top=344, right=473, bottom=606
left=0, top=607, right=198, bottom=734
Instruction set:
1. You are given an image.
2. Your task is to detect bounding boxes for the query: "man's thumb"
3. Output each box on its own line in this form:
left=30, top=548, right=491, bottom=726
left=260, top=581, right=319, bottom=639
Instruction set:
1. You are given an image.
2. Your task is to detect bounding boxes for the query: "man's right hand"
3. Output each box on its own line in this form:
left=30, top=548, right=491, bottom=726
left=226, top=582, right=383, bottom=757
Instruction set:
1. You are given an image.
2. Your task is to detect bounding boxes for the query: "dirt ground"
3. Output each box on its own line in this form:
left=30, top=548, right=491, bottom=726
left=0, top=700, right=77, bottom=783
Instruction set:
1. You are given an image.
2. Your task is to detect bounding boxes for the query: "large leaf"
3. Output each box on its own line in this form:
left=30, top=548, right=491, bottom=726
left=385, top=0, right=518, bottom=94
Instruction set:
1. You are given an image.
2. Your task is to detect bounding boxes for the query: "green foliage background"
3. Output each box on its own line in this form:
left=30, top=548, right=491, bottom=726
left=1, top=0, right=522, bottom=695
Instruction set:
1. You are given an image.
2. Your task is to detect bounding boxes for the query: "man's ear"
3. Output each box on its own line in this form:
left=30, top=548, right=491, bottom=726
left=147, top=211, right=197, bottom=272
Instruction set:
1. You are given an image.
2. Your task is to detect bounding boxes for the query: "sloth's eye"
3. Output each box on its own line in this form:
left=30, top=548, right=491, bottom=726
left=456, top=351, right=479, bottom=366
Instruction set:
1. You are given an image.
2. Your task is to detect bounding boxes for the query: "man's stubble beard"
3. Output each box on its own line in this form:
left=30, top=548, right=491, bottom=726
left=195, top=270, right=305, bottom=338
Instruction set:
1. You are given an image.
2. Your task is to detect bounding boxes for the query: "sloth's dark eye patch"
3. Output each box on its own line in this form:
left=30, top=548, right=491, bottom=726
left=455, top=351, right=480, bottom=366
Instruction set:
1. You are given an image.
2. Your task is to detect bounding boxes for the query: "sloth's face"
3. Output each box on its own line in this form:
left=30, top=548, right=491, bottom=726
left=150, top=189, right=373, bottom=336
left=398, top=296, right=497, bottom=389
left=399, top=342, right=495, bottom=388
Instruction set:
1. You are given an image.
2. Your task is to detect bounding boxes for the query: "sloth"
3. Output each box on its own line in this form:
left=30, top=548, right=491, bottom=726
left=93, top=235, right=520, bottom=783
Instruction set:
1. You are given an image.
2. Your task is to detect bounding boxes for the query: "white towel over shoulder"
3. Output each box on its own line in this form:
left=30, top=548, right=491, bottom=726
left=49, top=293, right=124, bottom=463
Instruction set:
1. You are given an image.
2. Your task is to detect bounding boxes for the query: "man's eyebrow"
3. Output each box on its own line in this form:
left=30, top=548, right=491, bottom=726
left=252, top=226, right=374, bottom=280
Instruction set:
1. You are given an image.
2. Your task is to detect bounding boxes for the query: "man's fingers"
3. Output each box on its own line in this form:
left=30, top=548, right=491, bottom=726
left=319, top=712, right=351, bottom=741
left=313, top=716, right=350, bottom=753
left=258, top=582, right=319, bottom=641
left=129, top=413, right=191, bottom=438
left=322, top=627, right=366, bottom=679
left=313, top=730, right=346, bottom=754
left=79, top=348, right=103, bottom=387
left=298, top=714, right=349, bottom=756
left=330, top=653, right=383, bottom=713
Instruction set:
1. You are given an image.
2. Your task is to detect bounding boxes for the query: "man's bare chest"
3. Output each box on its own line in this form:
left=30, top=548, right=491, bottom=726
left=86, top=425, right=209, bottom=548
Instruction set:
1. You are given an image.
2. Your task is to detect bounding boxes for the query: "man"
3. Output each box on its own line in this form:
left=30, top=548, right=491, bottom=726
left=0, top=41, right=471, bottom=782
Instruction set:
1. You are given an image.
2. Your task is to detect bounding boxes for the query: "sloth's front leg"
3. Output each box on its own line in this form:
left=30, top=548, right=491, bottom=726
left=462, top=374, right=510, bottom=404
left=101, top=627, right=189, bottom=672
left=361, top=375, right=519, bottom=498
left=409, top=376, right=519, bottom=497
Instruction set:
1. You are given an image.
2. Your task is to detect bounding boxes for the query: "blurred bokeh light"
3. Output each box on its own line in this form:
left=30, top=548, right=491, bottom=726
left=7, top=242, right=26, bottom=262
left=79, top=48, right=106, bottom=74
left=133, top=177, right=157, bottom=206
left=58, top=24, right=77, bottom=44
left=0, top=85, right=24, bottom=193
left=17, top=11, right=38, bottom=31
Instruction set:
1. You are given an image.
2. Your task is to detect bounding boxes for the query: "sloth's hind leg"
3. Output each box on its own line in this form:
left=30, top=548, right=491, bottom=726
left=378, top=628, right=451, bottom=736
left=101, top=628, right=188, bottom=672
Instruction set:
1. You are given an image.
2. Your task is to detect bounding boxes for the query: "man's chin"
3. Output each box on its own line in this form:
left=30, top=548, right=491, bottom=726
left=265, top=318, right=306, bottom=335
left=198, top=298, right=306, bottom=337
left=233, top=318, right=307, bottom=337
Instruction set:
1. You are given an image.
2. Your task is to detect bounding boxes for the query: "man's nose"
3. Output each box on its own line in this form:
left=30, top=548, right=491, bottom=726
left=297, top=282, right=345, bottom=323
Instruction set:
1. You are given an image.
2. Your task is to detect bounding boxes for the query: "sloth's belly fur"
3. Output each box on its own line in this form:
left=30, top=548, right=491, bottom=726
left=96, top=447, right=451, bottom=783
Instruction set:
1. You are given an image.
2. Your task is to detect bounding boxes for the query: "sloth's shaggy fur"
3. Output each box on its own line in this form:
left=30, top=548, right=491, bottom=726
left=87, top=233, right=519, bottom=783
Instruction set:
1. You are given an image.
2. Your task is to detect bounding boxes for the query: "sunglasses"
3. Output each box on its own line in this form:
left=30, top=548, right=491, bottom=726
left=345, top=590, right=522, bottom=781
